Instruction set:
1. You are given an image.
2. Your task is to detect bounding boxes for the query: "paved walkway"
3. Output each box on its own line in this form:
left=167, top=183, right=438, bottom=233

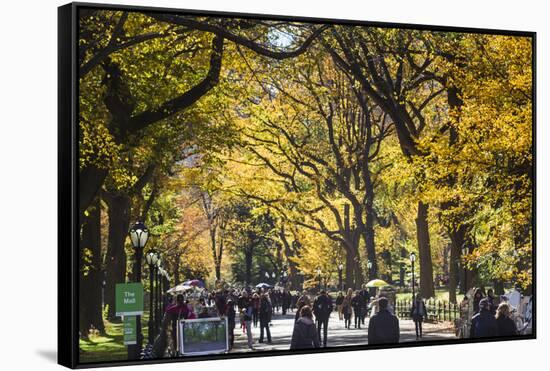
left=231, top=310, right=456, bottom=352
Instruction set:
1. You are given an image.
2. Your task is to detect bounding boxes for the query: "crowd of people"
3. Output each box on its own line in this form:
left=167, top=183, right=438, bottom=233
left=157, top=284, right=525, bottom=356
left=460, top=287, right=522, bottom=338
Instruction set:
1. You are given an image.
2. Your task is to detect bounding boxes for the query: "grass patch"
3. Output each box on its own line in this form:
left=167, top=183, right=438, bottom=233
left=79, top=315, right=149, bottom=364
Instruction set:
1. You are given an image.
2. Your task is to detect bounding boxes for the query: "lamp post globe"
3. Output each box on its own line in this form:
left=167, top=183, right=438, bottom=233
left=129, top=221, right=149, bottom=250
left=127, top=221, right=148, bottom=360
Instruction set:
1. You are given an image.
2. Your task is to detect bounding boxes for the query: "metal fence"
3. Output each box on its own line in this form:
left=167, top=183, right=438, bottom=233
left=395, top=299, right=460, bottom=322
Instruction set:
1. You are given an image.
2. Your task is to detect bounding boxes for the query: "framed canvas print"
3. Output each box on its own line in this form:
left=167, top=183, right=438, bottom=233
left=58, top=2, right=536, bottom=368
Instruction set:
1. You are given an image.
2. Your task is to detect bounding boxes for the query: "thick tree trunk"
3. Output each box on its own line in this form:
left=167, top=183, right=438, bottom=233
left=245, top=246, right=253, bottom=286
left=173, top=253, right=181, bottom=285
left=416, top=201, right=435, bottom=298
left=79, top=166, right=109, bottom=218
left=104, top=193, right=131, bottom=320
left=448, top=229, right=462, bottom=303
left=354, top=256, right=363, bottom=289
left=493, top=279, right=505, bottom=295
left=343, top=203, right=362, bottom=289
left=79, top=198, right=105, bottom=337
left=399, top=248, right=407, bottom=287
left=362, top=165, right=377, bottom=281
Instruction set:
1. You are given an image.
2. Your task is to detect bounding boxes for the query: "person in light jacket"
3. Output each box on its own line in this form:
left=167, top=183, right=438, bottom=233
left=290, top=305, right=320, bottom=349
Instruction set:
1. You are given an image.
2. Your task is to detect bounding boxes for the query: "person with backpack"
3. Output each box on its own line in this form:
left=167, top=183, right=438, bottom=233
left=313, top=290, right=333, bottom=347
left=470, top=298, right=498, bottom=338
left=164, top=294, right=191, bottom=353
left=259, top=293, right=273, bottom=343
left=367, top=297, right=400, bottom=344
left=410, top=294, right=427, bottom=339
left=290, top=305, right=320, bottom=349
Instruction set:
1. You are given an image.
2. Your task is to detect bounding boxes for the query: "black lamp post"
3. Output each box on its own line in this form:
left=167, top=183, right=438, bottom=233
left=317, top=267, right=322, bottom=292
left=338, top=263, right=344, bottom=291
left=128, top=221, right=149, bottom=360
left=160, top=268, right=170, bottom=313
left=154, top=257, right=162, bottom=333
left=145, top=250, right=158, bottom=344
left=410, top=252, right=416, bottom=300
left=462, top=246, right=469, bottom=293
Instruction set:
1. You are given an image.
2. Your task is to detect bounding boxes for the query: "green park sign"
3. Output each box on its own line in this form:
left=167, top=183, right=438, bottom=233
left=115, top=282, right=144, bottom=316
left=123, top=316, right=137, bottom=345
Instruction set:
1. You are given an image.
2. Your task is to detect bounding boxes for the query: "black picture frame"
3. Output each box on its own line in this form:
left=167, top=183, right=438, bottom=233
left=58, top=2, right=536, bottom=368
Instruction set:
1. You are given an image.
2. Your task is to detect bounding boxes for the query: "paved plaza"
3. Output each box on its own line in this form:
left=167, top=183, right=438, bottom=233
left=231, top=310, right=456, bottom=353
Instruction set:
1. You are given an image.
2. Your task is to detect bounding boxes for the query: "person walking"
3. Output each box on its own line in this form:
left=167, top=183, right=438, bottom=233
left=242, top=296, right=255, bottom=349
left=290, top=305, right=320, bottom=350
left=495, top=302, right=518, bottom=337
left=359, top=285, right=370, bottom=324
left=259, top=294, right=273, bottom=344
left=252, top=293, right=260, bottom=327
left=225, top=299, right=236, bottom=350
left=470, top=298, right=498, bottom=338
left=351, top=291, right=365, bottom=329
left=313, top=290, right=333, bottom=347
left=295, top=291, right=311, bottom=322
left=410, top=294, right=427, bottom=339
left=335, top=292, right=344, bottom=320
left=367, top=297, right=400, bottom=345
left=342, top=288, right=353, bottom=329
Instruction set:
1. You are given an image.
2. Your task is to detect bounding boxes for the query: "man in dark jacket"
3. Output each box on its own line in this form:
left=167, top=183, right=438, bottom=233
left=367, top=297, right=400, bottom=345
left=225, top=299, right=236, bottom=350
left=351, top=291, right=366, bottom=329
left=290, top=305, right=320, bottom=349
left=358, top=286, right=370, bottom=324
left=259, top=294, right=272, bottom=343
left=313, top=290, right=333, bottom=347
left=470, top=298, right=498, bottom=338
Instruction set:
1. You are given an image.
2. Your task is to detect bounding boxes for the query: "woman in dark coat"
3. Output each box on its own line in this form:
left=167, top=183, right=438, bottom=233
left=495, top=302, right=518, bottom=337
left=410, top=294, right=427, bottom=339
left=473, top=288, right=485, bottom=314
left=341, top=289, right=353, bottom=329
left=290, top=305, right=320, bottom=349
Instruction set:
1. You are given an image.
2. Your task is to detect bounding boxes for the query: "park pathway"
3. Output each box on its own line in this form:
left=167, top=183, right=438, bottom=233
left=230, top=309, right=456, bottom=353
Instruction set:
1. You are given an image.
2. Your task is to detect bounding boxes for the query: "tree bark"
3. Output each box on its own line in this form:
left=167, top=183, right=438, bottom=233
left=362, top=163, right=377, bottom=281
left=416, top=201, right=435, bottom=298
left=245, top=246, right=253, bottom=286
left=448, top=229, right=463, bottom=303
left=103, top=193, right=131, bottom=320
left=79, top=198, right=105, bottom=337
